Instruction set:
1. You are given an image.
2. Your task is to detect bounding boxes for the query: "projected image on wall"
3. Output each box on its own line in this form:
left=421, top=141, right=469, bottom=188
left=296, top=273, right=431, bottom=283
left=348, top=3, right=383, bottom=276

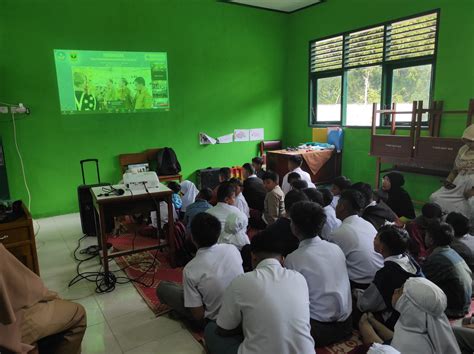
left=54, top=50, right=169, bottom=114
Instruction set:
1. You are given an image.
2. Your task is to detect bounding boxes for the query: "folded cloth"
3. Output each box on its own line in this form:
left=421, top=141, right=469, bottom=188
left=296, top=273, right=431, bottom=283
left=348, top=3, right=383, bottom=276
left=301, top=149, right=334, bottom=175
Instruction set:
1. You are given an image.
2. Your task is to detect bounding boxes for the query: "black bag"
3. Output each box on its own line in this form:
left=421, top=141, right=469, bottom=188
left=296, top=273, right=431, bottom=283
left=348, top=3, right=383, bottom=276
left=156, top=147, right=181, bottom=175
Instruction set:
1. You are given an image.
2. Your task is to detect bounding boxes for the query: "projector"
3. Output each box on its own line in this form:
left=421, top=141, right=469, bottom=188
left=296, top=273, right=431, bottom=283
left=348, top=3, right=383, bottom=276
left=123, top=171, right=160, bottom=190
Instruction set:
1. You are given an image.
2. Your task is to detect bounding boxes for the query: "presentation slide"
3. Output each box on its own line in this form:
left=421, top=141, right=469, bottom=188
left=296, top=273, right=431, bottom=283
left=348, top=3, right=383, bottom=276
left=54, top=50, right=169, bottom=114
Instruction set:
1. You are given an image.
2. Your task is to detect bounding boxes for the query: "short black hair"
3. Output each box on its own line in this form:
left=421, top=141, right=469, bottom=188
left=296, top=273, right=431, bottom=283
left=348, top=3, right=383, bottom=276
left=351, top=182, right=373, bottom=207
left=319, top=188, right=333, bottom=207
left=251, top=229, right=285, bottom=255
left=217, top=182, right=236, bottom=202
left=377, top=225, right=410, bottom=255
left=290, top=201, right=327, bottom=239
left=421, top=203, right=442, bottom=219
left=262, top=170, right=279, bottom=184
left=191, top=212, right=221, bottom=247
left=291, top=179, right=308, bottom=191
left=134, top=76, right=146, bottom=86
left=198, top=187, right=213, bottom=202
left=339, top=189, right=365, bottom=212
left=167, top=181, right=181, bottom=193
left=428, top=221, right=455, bottom=247
left=284, top=190, right=309, bottom=213
left=446, top=212, right=471, bottom=238
left=333, top=176, right=352, bottom=191
left=287, top=172, right=301, bottom=184
left=219, top=167, right=231, bottom=181
left=242, top=163, right=255, bottom=176
left=288, top=155, right=303, bottom=167
left=229, top=177, right=243, bottom=187
left=303, top=188, right=324, bottom=205
left=252, top=157, right=263, bottom=166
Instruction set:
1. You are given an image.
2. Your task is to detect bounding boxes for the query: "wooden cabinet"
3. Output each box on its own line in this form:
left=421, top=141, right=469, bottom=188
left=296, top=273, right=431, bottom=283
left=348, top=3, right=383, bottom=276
left=0, top=203, right=40, bottom=275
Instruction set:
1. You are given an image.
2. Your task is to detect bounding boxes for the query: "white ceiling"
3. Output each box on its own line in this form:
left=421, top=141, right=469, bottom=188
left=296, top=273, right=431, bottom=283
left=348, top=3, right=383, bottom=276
left=227, top=0, right=323, bottom=13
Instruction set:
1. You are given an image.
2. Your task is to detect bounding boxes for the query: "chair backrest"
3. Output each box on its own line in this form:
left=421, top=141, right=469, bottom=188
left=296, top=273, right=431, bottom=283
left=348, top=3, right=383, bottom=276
left=259, top=140, right=282, bottom=156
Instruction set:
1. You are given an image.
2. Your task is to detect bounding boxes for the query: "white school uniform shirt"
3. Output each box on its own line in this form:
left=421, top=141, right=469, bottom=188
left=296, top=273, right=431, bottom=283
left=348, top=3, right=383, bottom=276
left=330, top=195, right=340, bottom=209
left=235, top=193, right=250, bottom=218
left=285, top=237, right=352, bottom=322
left=217, top=258, right=315, bottom=354
left=282, top=167, right=314, bottom=194
left=206, top=202, right=245, bottom=235
left=329, top=215, right=384, bottom=284
left=321, top=205, right=342, bottom=240
left=183, top=244, right=243, bottom=320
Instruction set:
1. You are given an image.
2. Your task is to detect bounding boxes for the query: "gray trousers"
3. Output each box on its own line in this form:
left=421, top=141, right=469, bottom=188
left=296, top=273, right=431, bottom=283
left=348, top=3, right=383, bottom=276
left=204, top=321, right=243, bottom=354
left=156, top=281, right=194, bottom=321
left=453, top=326, right=474, bottom=354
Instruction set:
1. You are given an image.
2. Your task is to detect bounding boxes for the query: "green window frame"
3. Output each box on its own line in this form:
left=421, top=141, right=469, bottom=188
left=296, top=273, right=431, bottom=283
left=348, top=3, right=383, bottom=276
left=309, top=10, right=440, bottom=127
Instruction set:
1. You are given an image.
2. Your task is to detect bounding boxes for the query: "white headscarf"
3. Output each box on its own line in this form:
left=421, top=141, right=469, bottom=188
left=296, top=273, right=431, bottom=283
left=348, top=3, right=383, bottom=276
left=217, top=211, right=249, bottom=250
left=391, top=277, right=461, bottom=354
left=367, top=343, right=400, bottom=354
left=180, top=180, right=199, bottom=212
left=462, top=124, right=474, bottom=141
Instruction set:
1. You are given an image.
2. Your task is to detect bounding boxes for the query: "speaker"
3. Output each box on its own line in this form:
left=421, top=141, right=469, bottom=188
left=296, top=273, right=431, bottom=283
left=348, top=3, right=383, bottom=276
left=196, top=168, right=221, bottom=190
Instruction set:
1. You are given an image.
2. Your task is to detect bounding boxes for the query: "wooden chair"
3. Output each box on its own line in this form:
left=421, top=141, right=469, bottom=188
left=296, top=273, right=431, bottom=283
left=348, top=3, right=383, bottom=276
left=118, top=148, right=182, bottom=183
left=259, top=140, right=282, bottom=164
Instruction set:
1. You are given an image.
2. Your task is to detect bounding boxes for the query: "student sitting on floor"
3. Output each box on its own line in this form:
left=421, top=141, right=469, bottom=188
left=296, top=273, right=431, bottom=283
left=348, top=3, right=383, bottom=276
left=330, top=176, right=352, bottom=209
left=281, top=155, right=314, bottom=194
left=229, top=177, right=250, bottom=218
left=291, top=179, right=308, bottom=191
left=183, top=187, right=213, bottom=232
left=207, top=183, right=247, bottom=237
left=382, top=172, right=416, bottom=220
left=266, top=190, right=309, bottom=256
left=241, top=163, right=266, bottom=211
left=447, top=212, right=474, bottom=273
left=205, top=229, right=315, bottom=354
left=330, top=189, right=384, bottom=289
left=262, top=171, right=285, bottom=226
left=218, top=210, right=249, bottom=251
left=319, top=188, right=342, bottom=240
left=156, top=212, right=243, bottom=329
left=359, top=277, right=461, bottom=354
left=211, top=167, right=232, bottom=205
left=286, top=201, right=353, bottom=347
left=422, top=221, right=472, bottom=318
left=167, top=181, right=183, bottom=211
left=0, top=244, right=87, bottom=354
left=355, top=225, right=423, bottom=330
left=180, top=180, right=199, bottom=217
left=251, top=156, right=265, bottom=179
left=405, top=202, right=442, bottom=264
left=351, top=182, right=398, bottom=230
left=302, top=187, right=323, bottom=205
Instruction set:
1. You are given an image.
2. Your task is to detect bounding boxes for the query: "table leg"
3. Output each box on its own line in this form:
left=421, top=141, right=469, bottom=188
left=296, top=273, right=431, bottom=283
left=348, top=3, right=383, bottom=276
left=167, top=196, right=176, bottom=267
left=98, top=207, right=110, bottom=277
left=375, top=157, right=381, bottom=190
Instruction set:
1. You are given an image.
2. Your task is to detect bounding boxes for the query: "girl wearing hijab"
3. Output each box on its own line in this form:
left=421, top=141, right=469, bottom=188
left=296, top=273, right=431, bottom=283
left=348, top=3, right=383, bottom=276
left=431, top=124, right=474, bottom=223
left=359, top=277, right=461, bottom=354
left=382, top=171, right=416, bottom=220
left=180, top=180, right=199, bottom=215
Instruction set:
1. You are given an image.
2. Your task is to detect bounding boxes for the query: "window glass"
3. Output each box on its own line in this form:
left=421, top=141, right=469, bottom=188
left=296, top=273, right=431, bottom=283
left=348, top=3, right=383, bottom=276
left=316, top=76, right=342, bottom=122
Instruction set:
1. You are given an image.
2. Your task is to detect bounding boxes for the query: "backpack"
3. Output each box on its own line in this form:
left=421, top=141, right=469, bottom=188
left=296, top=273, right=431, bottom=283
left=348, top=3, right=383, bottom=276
left=156, top=147, right=181, bottom=176
left=163, top=220, right=193, bottom=267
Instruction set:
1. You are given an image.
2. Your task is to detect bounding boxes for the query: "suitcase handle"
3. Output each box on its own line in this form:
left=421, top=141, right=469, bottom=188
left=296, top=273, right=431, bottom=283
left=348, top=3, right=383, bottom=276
left=80, top=159, right=101, bottom=184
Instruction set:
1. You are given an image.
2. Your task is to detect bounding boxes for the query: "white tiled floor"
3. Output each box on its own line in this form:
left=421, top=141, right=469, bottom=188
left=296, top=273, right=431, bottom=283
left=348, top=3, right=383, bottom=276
left=35, top=213, right=206, bottom=354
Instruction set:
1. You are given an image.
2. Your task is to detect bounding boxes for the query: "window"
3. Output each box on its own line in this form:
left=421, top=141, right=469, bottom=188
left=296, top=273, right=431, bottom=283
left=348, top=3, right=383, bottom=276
left=309, top=11, right=438, bottom=127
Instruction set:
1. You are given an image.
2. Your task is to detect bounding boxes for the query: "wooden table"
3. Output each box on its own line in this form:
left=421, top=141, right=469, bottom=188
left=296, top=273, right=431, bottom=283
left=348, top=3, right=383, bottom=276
left=266, top=149, right=341, bottom=185
left=91, top=184, right=176, bottom=277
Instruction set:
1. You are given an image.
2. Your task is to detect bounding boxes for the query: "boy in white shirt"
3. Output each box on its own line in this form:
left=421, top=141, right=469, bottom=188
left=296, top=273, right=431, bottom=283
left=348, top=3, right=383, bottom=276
left=229, top=177, right=250, bottom=218
left=320, top=188, right=342, bottom=239
left=330, top=189, right=384, bottom=289
left=286, top=201, right=353, bottom=347
left=205, top=229, right=315, bottom=354
left=281, top=155, right=314, bottom=194
left=330, top=176, right=352, bottom=209
left=156, top=212, right=243, bottom=328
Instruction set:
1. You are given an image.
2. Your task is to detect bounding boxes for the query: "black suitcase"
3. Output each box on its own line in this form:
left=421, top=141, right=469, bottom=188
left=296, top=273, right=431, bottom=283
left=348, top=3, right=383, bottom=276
left=77, top=159, right=108, bottom=236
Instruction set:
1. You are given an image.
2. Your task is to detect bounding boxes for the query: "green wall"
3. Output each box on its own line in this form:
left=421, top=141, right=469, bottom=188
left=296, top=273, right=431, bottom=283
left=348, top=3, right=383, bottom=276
left=0, top=0, right=286, bottom=217
left=285, top=0, right=474, bottom=203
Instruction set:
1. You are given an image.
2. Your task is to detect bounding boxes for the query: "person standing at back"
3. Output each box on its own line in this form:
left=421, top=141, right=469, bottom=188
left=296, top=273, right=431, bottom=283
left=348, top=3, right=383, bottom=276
left=330, top=190, right=384, bottom=289
left=241, top=163, right=266, bottom=212
left=262, top=171, right=285, bottom=226
left=286, top=201, right=353, bottom=347
left=205, top=229, right=315, bottom=354
left=281, top=155, right=314, bottom=194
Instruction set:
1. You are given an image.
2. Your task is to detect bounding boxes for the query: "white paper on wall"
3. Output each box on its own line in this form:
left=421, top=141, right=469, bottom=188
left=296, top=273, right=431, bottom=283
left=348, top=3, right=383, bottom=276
left=249, top=128, right=264, bottom=141
left=199, top=132, right=217, bottom=145
left=234, top=129, right=250, bottom=142
left=217, top=134, right=233, bottom=144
